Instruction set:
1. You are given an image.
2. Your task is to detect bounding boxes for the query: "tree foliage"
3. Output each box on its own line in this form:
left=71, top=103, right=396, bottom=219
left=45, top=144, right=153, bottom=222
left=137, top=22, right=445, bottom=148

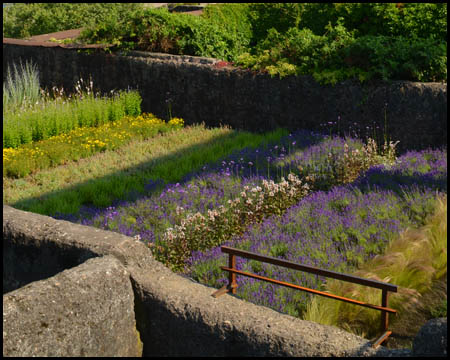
left=3, top=3, right=447, bottom=84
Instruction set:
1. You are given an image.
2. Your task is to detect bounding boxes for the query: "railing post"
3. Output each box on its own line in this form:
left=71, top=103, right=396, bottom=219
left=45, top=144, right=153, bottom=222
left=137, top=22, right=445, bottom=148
left=381, top=289, right=389, bottom=332
left=229, top=253, right=236, bottom=294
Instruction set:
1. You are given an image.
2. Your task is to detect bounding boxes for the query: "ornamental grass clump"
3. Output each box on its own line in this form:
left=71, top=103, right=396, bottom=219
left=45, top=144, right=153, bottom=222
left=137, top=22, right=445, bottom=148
left=3, top=59, right=41, bottom=112
left=303, top=194, right=447, bottom=340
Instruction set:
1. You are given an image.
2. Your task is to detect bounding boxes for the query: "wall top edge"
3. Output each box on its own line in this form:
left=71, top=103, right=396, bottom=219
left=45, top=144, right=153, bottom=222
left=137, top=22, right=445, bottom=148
left=3, top=37, right=113, bottom=49
left=3, top=42, right=446, bottom=87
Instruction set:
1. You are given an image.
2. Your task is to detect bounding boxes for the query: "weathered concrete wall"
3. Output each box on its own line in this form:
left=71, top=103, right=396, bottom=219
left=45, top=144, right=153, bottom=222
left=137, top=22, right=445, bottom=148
left=3, top=255, right=143, bottom=357
left=3, top=205, right=413, bottom=357
left=3, top=220, right=96, bottom=294
left=3, top=43, right=447, bottom=154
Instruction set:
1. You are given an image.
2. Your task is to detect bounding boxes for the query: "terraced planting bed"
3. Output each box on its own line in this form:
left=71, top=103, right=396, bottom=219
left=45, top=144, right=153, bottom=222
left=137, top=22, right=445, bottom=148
left=4, top=117, right=447, bottom=348
left=3, top=61, right=446, bottom=351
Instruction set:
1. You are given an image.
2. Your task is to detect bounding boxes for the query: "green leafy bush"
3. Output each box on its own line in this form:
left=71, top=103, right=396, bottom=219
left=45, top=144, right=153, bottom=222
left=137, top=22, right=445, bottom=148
left=247, top=3, right=304, bottom=46
left=80, top=7, right=250, bottom=61
left=236, top=19, right=447, bottom=84
left=4, top=3, right=447, bottom=83
left=240, top=3, right=447, bottom=83
left=3, top=3, right=145, bottom=39
left=327, top=3, right=447, bottom=41
left=201, top=4, right=253, bottom=56
left=340, top=34, right=447, bottom=82
left=237, top=22, right=357, bottom=82
left=249, top=3, right=447, bottom=41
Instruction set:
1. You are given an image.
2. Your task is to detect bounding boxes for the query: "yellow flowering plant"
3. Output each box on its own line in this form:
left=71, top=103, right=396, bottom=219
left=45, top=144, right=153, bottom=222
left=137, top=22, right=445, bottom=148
left=168, top=117, right=184, bottom=129
left=3, top=113, right=184, bottom=178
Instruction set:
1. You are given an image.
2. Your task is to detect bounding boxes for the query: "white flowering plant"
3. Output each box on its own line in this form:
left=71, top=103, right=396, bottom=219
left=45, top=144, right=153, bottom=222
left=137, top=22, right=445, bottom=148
left=160, top=173, right=311, bottom=270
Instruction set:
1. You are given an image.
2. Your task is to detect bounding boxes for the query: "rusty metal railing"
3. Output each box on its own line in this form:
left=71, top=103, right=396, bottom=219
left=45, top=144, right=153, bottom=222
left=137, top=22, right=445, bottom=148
left=212, top=245, right=397, bottom=348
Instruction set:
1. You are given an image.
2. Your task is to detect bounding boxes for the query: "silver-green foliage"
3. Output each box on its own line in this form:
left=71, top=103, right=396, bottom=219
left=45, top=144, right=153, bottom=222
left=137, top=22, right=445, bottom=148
left=3, top=59, right=41, bottom=112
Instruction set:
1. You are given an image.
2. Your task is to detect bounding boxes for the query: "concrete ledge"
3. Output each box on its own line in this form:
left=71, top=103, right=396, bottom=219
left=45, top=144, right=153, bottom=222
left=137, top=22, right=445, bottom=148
left=130, top=264, right=391, bottom=357
left=3, top=255, right=142, bottom=357
left=3, top=205, right=410, bottom=356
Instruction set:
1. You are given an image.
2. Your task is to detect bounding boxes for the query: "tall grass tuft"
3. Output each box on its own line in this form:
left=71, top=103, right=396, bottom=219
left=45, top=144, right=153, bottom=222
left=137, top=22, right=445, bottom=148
left=3, top=59, right=41, bottom=112
left=302, top=193, right=447, bottom=339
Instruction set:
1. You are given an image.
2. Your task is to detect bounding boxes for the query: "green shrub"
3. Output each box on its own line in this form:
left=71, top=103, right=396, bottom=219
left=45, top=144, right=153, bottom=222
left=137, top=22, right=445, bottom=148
left=340, top=34, right=447, bottom=82
left=236, top=19, right=447, bottom=84
left=237, top=22, right=356, bottom=82
left=240, top=3, right=447, bottom=83
left=247, top=3, right=304, bottom=46
left=3, top=3, right=145, bottom=39
left=81, top=6, right=252, bottom=62
left=293, top=3, right=447, bottom=41
left=5, top=3, right=446, bottom=83
left=201, top=4, right=253, bottom=56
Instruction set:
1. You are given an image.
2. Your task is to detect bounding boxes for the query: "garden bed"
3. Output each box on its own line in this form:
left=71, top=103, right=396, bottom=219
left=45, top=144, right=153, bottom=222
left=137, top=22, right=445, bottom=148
left=3, top=56, right=447, bottom=351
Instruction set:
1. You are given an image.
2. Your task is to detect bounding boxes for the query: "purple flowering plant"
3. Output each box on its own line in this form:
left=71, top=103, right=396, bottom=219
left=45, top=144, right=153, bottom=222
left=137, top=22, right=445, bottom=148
left=75, top=130, right=394, bottom=270
left=54, top=123, right=447, bottom=321
left=184, top=147, right=446, bottom=317
left=186, top=184, right=445, bottom=318
left=50, top=120, right=447, bottom=323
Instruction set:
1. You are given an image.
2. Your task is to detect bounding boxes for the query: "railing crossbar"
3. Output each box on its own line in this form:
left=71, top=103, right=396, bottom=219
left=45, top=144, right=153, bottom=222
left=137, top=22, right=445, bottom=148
left=221, top=266, right=397, bottom=314
left=220, top=246, right=397, bottom=293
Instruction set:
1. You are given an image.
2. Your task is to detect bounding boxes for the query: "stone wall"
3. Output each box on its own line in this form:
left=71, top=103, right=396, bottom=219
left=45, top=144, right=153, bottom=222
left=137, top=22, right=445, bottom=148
left=3, top=43, right=447, bottom=154
left=3, top=205, right=414, bottom=357
left=3, top=219, right=96, bottom=294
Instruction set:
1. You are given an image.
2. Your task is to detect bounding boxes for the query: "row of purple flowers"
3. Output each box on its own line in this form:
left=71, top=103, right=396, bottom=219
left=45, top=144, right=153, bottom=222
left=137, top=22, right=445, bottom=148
left=184, top=148, right=446, bottom=316
left=56, top=130, right=366, bottom=246
left=52, top=129, right=446, bottom=316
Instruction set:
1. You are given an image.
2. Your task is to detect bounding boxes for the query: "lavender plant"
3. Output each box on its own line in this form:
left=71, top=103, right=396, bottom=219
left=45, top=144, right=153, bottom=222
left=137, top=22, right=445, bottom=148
left=44, top=121, right=446, bottom=331
left=186, top=185, right=444, bottom=318
left=68, top=130, right=402, bottom=272
left=184, top=148, right=446, bottom=318
left=354, top=148, right=447, bottom=194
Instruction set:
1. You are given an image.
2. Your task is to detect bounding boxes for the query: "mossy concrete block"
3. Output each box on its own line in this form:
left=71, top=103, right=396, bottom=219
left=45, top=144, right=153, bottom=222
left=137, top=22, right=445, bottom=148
left=3, top=255, right=142, bottom=357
